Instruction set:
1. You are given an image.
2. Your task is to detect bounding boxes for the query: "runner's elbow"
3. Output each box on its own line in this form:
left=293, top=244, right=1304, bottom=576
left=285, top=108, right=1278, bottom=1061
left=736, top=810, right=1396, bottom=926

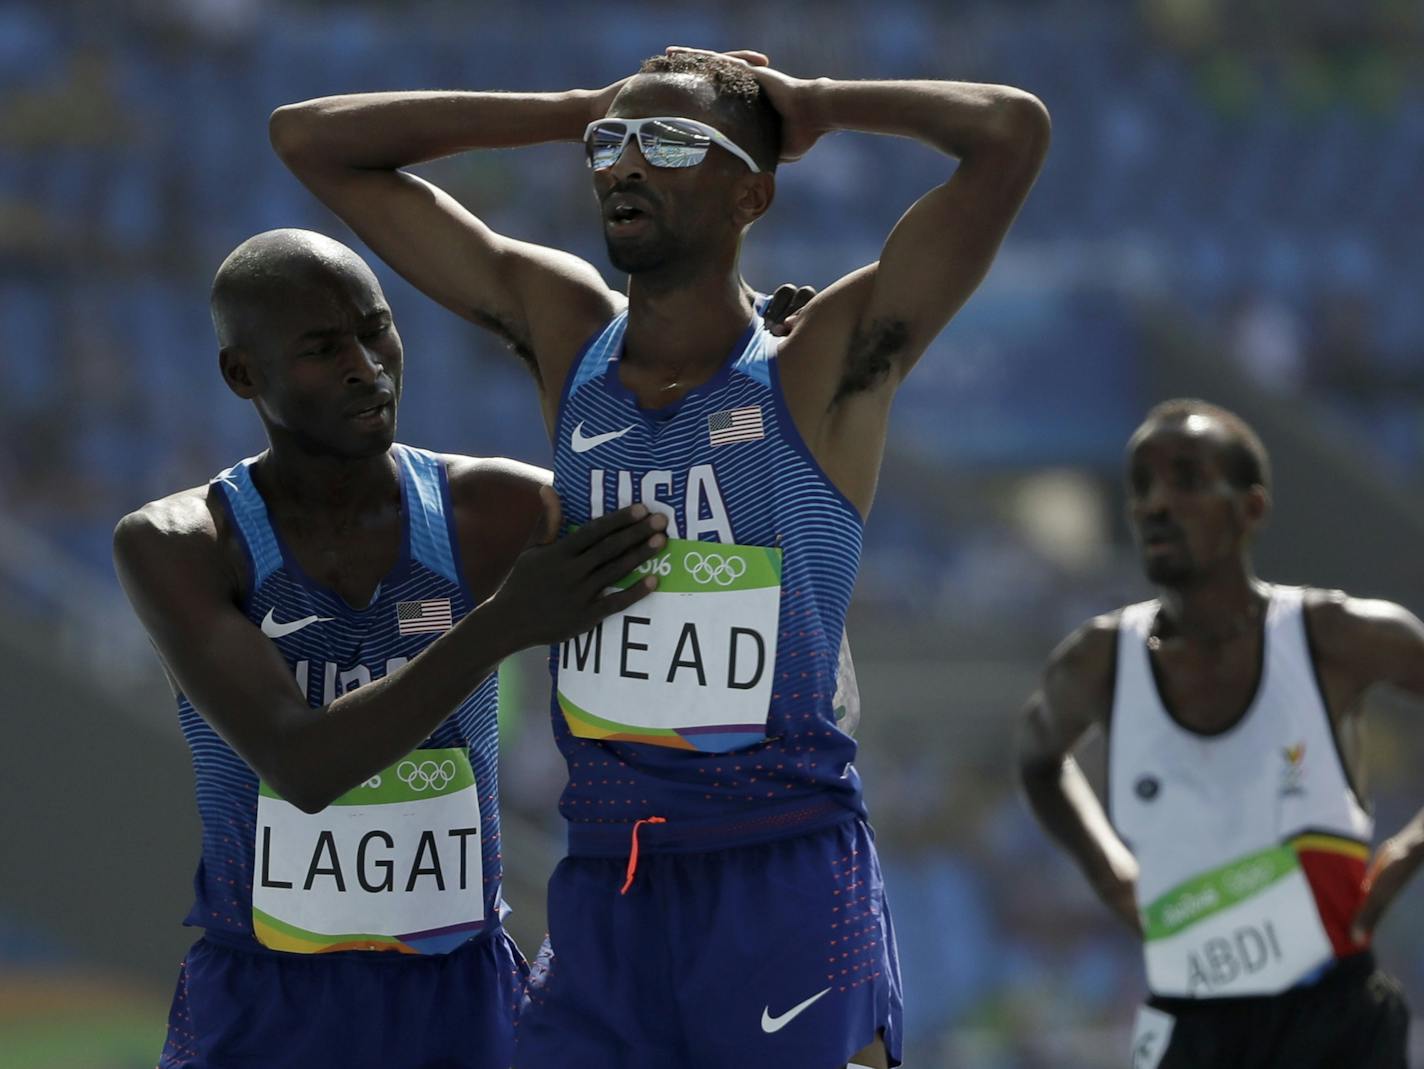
left=269, top=103, right=320, bottom=168
left=259, top=752, right=338, bottom=814
left=992, top=90, right=1052, bottom=161
left=274, top=778, right=335, bottom=815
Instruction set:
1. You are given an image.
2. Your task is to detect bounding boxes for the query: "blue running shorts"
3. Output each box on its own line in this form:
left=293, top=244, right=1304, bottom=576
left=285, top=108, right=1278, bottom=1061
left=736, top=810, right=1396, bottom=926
left=514, top=817, right=903, bottom=1069
left=159, top=927, right=526, bottom=1068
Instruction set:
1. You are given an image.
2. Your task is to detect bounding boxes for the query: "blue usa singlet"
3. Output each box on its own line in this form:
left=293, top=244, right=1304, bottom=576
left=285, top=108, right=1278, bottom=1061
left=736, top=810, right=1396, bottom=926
left=180, top=444, right=502, bottom=954
left=550, top=312, right=866, bottom=854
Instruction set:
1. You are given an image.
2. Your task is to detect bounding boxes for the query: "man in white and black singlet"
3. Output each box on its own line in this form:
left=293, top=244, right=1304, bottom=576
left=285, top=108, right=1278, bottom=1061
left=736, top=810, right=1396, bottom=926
left=1018, top=399, right=1419, bottom=1068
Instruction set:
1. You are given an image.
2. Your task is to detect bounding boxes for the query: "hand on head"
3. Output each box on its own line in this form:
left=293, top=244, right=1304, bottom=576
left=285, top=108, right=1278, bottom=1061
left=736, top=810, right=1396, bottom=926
left=659, top=46, right=823, bottom=163
left=493, top=493, right=668, bottom=650
left=665, top=46, right=770, bottom=68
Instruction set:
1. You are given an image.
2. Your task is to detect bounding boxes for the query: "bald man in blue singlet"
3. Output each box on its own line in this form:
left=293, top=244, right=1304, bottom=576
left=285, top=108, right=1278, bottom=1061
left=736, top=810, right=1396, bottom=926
left=115, top=229, right=668, bottom=1068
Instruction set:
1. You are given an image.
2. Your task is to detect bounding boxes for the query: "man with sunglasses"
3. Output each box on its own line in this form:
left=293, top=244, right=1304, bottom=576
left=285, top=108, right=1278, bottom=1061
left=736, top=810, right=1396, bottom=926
left=272, top=47, right=1049, bottom=1069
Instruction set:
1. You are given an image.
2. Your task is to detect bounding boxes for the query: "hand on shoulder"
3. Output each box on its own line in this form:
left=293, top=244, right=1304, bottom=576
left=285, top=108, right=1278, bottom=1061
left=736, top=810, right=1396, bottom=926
left=442, top=454, right=552, bottom=601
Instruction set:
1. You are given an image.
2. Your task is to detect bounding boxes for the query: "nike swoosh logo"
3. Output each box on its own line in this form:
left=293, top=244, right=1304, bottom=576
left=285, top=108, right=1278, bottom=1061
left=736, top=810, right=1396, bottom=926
left=260, top=608, right=334, bottom=639
left=570, top=421, right=633, bottom=453
left=760, top=987, right=831, bottom=1034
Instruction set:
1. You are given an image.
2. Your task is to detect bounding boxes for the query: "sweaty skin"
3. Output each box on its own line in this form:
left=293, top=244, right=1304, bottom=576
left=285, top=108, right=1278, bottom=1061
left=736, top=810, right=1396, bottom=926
left=271, top=51, right=1049, bottom=1069
left=1017, top=411, right=1424, bottom=944
left=268, top=48, right=1050, bottom=520
left=115, top=230, right=668, bottom=814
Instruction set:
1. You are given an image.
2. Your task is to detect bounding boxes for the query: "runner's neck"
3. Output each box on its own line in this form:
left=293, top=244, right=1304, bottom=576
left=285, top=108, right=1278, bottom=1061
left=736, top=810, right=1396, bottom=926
left=1154, top=571, right=1270, bottom=648
left=623, top=264, right=757, bottom=380
left=255, top=445, right=400, bottom=520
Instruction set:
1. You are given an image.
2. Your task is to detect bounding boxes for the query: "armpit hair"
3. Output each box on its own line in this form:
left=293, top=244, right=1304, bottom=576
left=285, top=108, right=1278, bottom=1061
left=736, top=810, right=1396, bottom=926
left=831, top=317, right=908, bottom=407
left=469, top=307, right=540, bottom=385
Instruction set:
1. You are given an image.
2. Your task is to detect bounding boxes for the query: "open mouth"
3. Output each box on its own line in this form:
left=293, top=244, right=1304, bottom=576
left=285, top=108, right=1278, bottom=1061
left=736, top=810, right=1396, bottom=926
left=604, top=198, right=650, bottom=230
left=348, top=400, right=392, bottom=424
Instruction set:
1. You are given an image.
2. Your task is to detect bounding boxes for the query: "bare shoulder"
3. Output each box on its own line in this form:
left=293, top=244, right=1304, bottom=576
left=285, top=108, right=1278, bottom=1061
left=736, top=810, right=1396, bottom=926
left=504, top=240, right=625, bottom=367
left=438, top=454, right=552, bottom=598
left=1020, top=611, right=1121, bottom=765
left=1303, top=586, right=1424, bottom=661
left=114, top=484, right=224, bottom=564
left=441, top=454, right=551, bottom=511
left=113, top=482, right=245, bottom=615
left=771, top=264, right=894, bottom=510
left=506, top=239, right=624, bottom=321
left=775, top=265, right=877, bottom=394
left=1044, top=611, right=1122, bottom=704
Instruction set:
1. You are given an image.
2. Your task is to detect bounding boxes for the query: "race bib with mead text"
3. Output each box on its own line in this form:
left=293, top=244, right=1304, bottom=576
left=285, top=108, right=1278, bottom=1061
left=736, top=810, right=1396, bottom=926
left=557, top=537, right=781, bottom=752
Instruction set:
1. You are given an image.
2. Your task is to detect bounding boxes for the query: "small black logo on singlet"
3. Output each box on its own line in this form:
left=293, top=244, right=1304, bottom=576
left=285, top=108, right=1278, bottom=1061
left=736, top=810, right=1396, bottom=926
left=1135, top=775, right=1161, bottom=801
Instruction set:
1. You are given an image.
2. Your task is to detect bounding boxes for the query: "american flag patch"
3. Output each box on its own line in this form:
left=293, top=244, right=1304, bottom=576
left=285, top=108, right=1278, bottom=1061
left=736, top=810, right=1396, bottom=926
left=708, top=405, right=764, bottom=447
left=397, top=598, right=453, bottom=635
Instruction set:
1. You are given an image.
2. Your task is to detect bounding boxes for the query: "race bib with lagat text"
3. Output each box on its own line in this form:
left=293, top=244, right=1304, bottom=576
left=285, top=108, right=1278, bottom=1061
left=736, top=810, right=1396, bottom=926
left=251, top=748, right=484, bottom=955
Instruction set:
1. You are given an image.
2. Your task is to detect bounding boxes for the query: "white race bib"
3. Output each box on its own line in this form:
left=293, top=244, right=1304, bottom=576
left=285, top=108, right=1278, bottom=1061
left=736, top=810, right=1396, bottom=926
left=252, top=748, right=484, bottom=954
left=557, top=537, right=781, bottom=752
left=1129, top=1005, right=1175, bottom=1069
left=1141, top=844, right=1332, bottom=997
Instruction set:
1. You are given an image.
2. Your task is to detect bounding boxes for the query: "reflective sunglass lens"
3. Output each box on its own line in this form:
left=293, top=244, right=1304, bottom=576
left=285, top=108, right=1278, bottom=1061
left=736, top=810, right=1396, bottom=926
left=586, top=123, right=629, bottom=169
left=640, top=120, right=711, bottom=168
left=646, top=120, right=710, bottom=146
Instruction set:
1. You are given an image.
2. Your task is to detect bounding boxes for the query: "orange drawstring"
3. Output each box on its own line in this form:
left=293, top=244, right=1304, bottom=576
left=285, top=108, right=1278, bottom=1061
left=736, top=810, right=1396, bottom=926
left=619, top=816, right=667, bottom=895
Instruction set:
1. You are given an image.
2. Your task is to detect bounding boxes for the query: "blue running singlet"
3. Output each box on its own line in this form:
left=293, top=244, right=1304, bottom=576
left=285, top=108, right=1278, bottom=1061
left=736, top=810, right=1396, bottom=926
left=182, top=444, right=504, bottom=951
left=161, top=444, right=524, bottom=1069
left=550, top=312, right=867, bottom=854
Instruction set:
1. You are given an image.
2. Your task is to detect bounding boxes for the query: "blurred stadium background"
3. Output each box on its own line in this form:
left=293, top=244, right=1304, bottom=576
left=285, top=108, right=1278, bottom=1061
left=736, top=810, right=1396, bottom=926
left=4, top=0, right=1424, bottom=1065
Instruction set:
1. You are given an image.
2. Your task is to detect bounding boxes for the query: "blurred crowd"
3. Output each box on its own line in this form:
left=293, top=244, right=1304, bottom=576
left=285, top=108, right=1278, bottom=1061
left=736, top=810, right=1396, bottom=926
left=3, top=1, right=1423, bottom=1064
left=4, top=0, right=1423, bottom=614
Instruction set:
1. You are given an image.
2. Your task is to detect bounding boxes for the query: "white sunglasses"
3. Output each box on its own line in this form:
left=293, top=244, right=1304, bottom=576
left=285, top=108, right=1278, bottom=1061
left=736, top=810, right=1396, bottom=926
left=583, top=116, right=762, bottom=174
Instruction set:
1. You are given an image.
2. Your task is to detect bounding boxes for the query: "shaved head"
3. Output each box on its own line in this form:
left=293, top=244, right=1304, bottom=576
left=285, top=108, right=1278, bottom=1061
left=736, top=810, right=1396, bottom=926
left=211, top=229, right=380, bottom=352
left=212, top=229, right=402, bottom=456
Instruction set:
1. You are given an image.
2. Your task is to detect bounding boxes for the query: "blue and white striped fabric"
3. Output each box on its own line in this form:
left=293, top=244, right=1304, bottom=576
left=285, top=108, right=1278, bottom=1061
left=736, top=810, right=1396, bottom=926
left=551, top=311, right=868, bottom=853
left=178, top=444, right=502, bottom=951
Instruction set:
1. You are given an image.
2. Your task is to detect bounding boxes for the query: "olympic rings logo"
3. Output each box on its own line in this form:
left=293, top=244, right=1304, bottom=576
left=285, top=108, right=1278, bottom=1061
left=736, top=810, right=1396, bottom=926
left=684, top=552, right=747, bottom=587
left=396, top=759, right=458, bottom=792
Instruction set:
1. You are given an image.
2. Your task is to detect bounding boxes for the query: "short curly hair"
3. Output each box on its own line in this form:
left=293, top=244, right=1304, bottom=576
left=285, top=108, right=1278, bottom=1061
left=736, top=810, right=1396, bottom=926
left=636, top=52, right=783, bottom=172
